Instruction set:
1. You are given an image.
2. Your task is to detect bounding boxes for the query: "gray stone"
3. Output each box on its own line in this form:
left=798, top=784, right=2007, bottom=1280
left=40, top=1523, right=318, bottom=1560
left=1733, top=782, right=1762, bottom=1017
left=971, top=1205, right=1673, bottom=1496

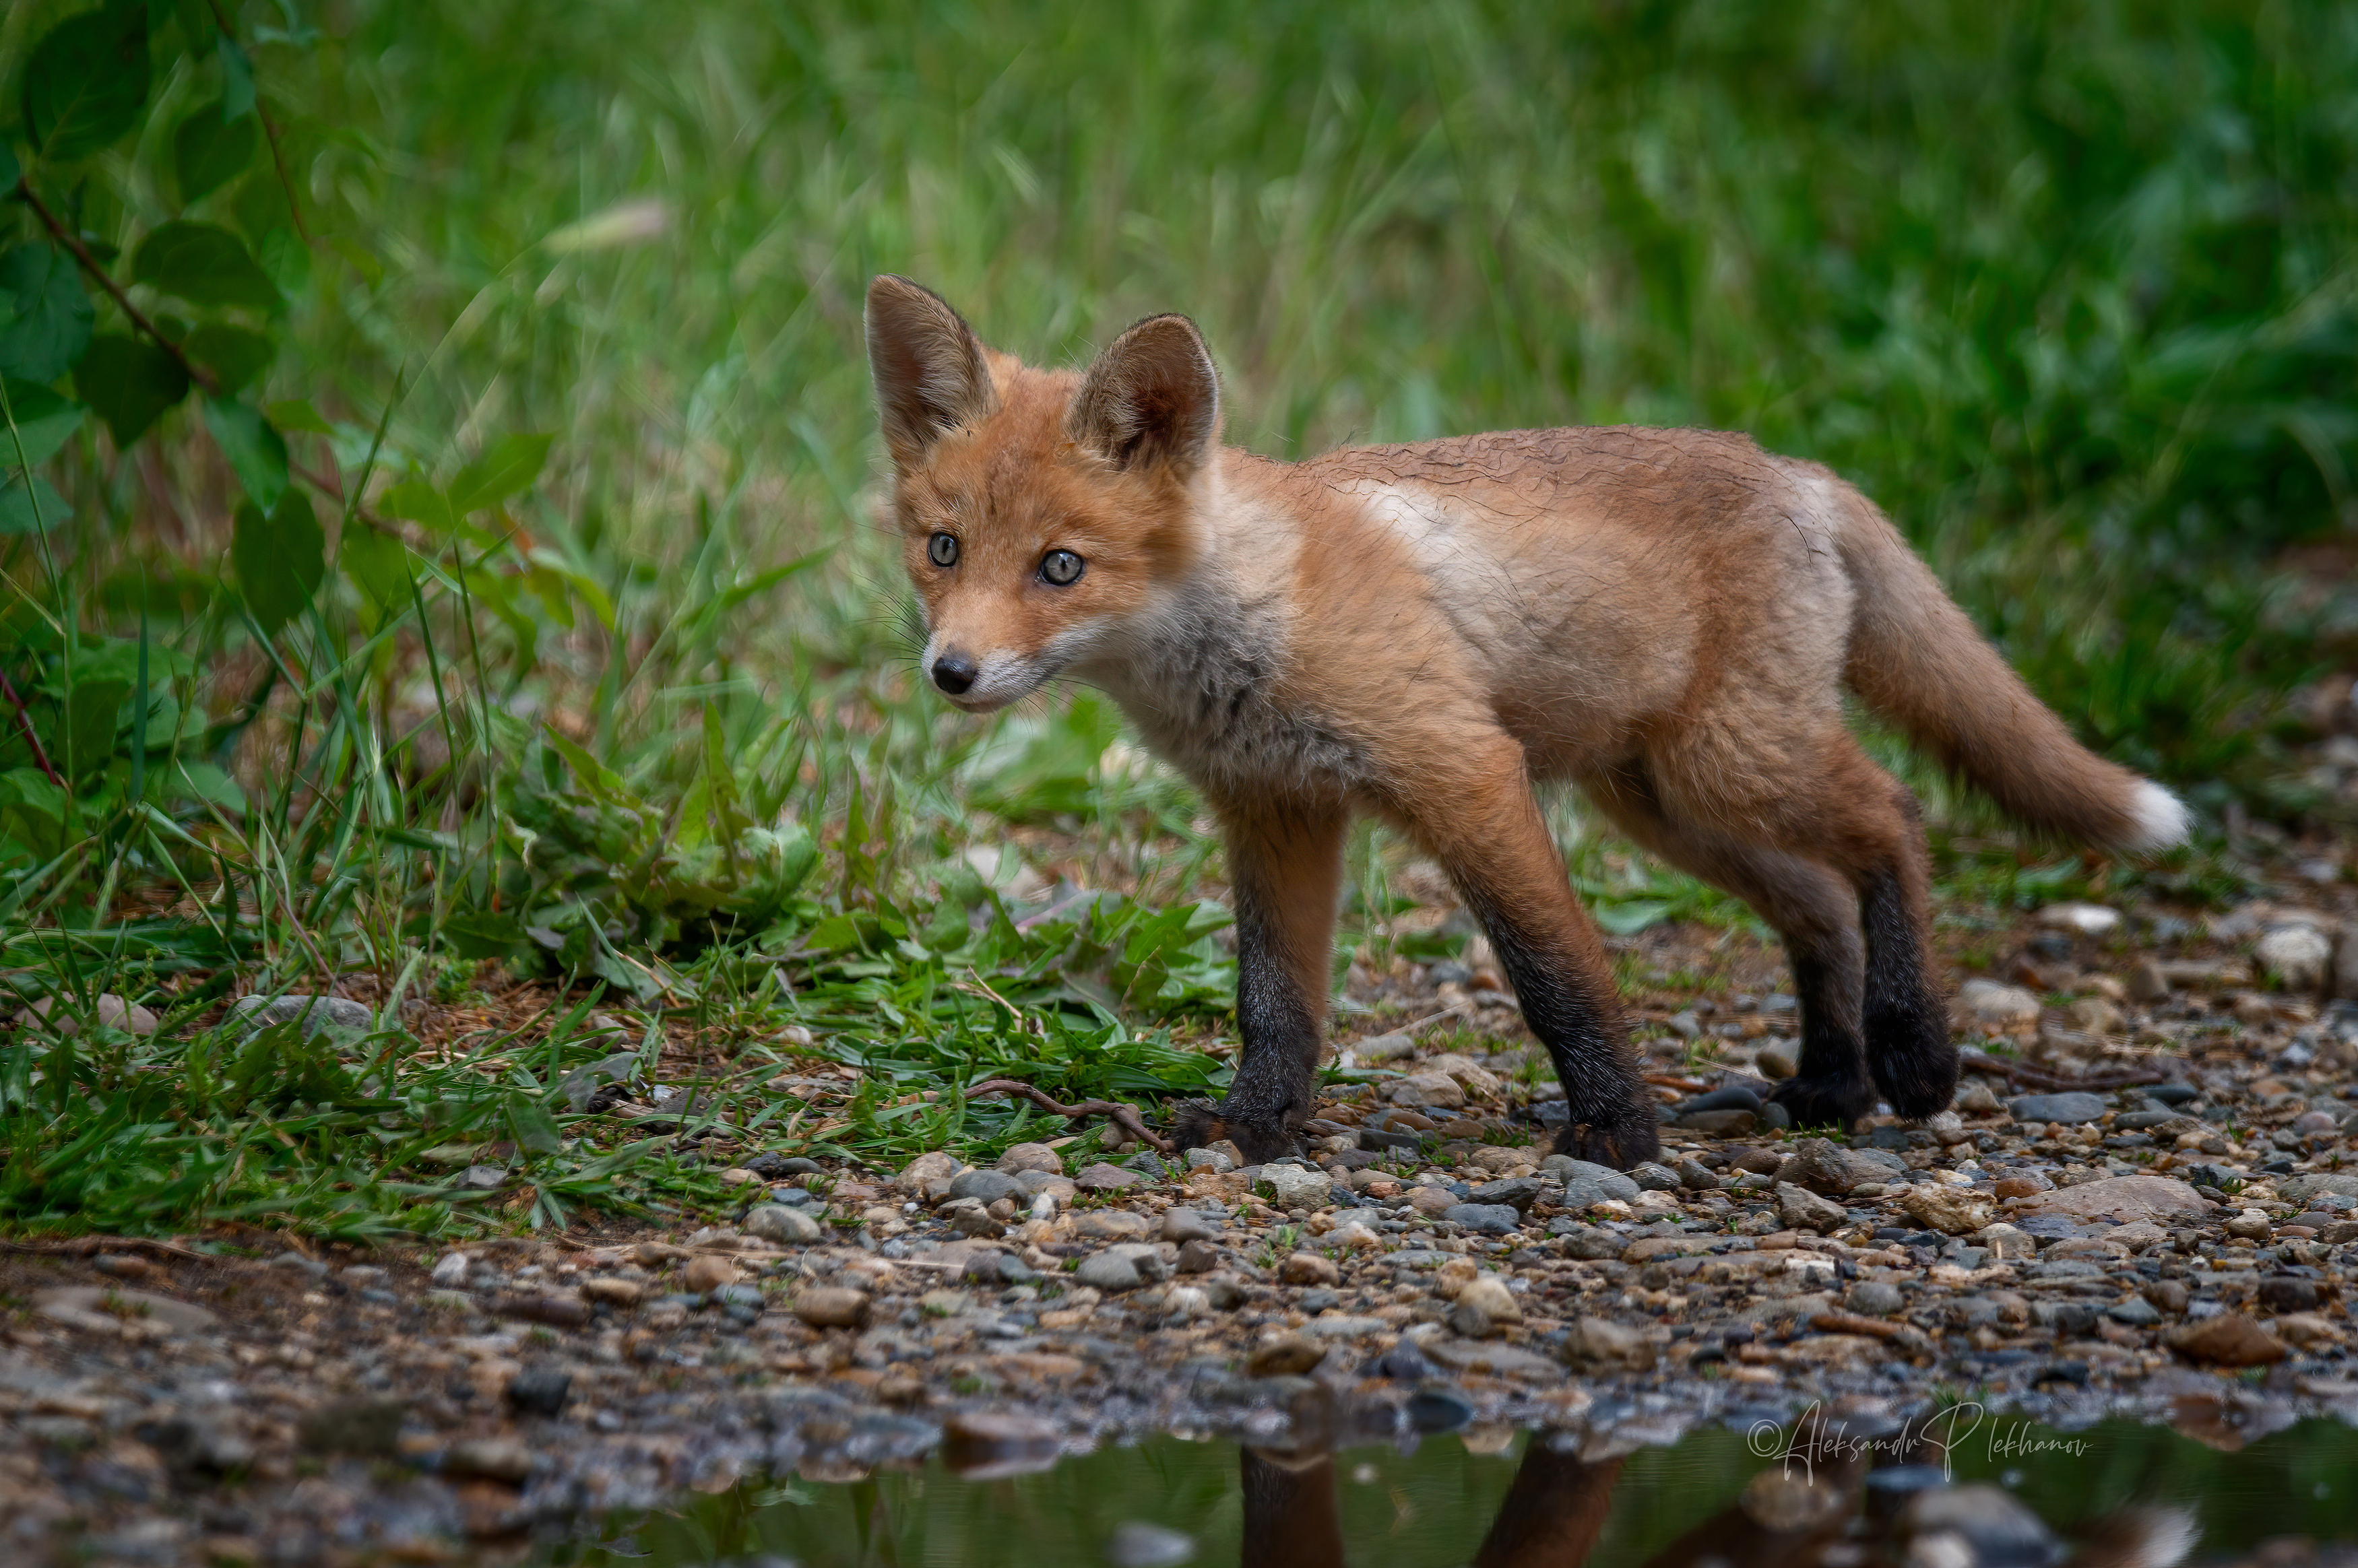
left=1073, top=1252, right=1143, bottom=1292
left=1546, top=1158, right=1640, bottom=1207
left=1106, top=1242, right=1172, bottom=1283
left=1161, top=1206, right=1223, bottom=1243
left=2280, top=1173, right=2358, bottom=1206
left=1895, top=1485, right=2060, bottom=1566
left=1548, top=1222, right=1626, bottom=1260
left=1442, top=1203, right=1523, bottom=1235
left=2107, top=1296, right=2163, bottom=1328
left=744, top=1204, right=826, bottom=1245
left=558, top=1051, right=641, bottom=1113
left=1776, top=1137, right=1906, bottom=1196
left=2006, top=1091, right=2108, bottom=1125
left=1466, top=1176, right=1543, bottom=1213
left=1678, top=1085, right=1764, bottom=1114
left=1844, top=1280, right=1905, bottom=1317
left=229, top=993, right=374, bottom=1042
left=294, top=1396, right=408, bottom=1458
left=947, top=1169, right=1029, bottom=1206
left=1629, top=1162, right=1682, bottom=1192
left=1777, top=1182, right=1847, bottom=1232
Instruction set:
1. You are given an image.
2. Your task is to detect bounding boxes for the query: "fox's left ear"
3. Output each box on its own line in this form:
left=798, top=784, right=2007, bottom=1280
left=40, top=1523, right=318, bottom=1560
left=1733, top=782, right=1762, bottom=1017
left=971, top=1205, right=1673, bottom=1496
left=1067, top=314, right=1221, bottom=480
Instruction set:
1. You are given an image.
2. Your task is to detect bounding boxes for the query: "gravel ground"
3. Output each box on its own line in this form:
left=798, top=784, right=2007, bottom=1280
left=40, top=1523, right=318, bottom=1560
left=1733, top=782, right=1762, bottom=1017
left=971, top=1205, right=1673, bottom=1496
left=8, top=883, right=2358, bottom=1565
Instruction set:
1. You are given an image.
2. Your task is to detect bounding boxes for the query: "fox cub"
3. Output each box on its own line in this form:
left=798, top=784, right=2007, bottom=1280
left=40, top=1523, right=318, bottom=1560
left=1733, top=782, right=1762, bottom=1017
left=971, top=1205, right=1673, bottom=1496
left=865, top=275, right=2187, bottom=1170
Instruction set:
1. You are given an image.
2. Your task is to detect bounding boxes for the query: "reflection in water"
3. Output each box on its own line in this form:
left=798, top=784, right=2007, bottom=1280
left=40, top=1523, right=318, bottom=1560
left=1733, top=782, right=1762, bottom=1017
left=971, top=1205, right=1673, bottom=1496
left=1236, top=1409, right=2194, bottom=1568
left=542, top=1411, right=2358, bottom=1567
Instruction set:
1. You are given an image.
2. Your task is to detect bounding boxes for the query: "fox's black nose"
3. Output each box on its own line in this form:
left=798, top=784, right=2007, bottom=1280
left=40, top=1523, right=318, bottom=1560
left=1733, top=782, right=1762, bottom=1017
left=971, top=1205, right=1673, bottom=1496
left=931, top=651, right=978, bottom=695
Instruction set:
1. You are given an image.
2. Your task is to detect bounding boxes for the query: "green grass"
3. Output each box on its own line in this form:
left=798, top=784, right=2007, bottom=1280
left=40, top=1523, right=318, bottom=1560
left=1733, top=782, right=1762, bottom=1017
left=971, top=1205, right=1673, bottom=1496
left=4, top=1, right=2353, bottom=1239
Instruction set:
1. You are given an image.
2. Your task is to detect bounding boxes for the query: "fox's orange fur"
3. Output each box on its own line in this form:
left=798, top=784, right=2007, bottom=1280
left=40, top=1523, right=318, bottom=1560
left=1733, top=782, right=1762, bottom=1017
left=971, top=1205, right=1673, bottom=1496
left=866, top=275, right=2188, bottom=1167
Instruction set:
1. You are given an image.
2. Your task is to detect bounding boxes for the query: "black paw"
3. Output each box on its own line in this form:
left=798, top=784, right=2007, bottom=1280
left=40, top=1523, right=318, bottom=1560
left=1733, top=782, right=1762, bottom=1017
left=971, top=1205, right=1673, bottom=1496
left=1768, top=1072, right=1876, bottom=1131
left=1170, top=1100, right=1300, bottom=1164
left=1866, top=1014, right=1958, bottom=1120
left=1554, top=1114, right=1661, bottom=1171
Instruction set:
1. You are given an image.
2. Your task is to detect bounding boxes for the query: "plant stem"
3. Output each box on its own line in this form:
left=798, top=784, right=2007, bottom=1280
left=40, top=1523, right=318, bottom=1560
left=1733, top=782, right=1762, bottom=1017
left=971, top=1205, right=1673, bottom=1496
left=0, top=665, right=63, bottom=789
left=207, top=0, right=313, bottom=244
left=15, top=178, right=222, bottom=399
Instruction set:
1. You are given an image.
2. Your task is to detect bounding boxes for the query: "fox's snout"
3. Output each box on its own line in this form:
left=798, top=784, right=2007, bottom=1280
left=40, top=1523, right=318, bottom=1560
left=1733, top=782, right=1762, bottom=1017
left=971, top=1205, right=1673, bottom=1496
left=928, top=648, right=978, bottom=695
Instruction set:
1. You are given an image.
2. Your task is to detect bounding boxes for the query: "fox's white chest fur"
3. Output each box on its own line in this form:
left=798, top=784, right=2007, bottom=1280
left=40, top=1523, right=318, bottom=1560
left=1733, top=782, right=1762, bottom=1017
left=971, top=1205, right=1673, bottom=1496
left=1083, top=574, right=1370, bottom=802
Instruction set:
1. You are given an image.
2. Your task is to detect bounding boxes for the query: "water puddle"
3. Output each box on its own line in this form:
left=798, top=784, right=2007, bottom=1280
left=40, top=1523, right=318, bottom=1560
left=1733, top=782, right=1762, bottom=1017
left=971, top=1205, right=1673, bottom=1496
left=533, top=1410, right=2357, bottom=1567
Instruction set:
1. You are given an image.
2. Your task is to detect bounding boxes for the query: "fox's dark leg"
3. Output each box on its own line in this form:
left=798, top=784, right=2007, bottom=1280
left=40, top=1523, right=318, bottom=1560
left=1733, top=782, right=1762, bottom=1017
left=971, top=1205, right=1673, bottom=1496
left=1405, top=740, right=1657, bottom=1169
left=1172, top=797, right=1347, bottom=1164
left=1240, top=1449, right=1347, bottom=1568
left=1855, top=785, right=1952, bottom=1118
left=1586, top=765, right=1876, bottom=1130
left=1471, top=1442, right=1624, bottom=1568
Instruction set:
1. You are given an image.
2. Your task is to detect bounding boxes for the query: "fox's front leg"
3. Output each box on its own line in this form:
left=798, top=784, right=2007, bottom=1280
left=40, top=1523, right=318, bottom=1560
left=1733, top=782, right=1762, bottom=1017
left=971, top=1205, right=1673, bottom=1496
left=1172, top=799, right=1347, bottom=1165
left=1407, top=739, right=1660, bottom=1170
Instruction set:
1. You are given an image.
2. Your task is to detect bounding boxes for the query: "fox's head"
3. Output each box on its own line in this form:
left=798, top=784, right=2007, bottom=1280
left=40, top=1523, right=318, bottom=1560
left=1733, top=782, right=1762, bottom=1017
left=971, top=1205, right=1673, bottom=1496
left=865, top=275, right=1221, bottom=712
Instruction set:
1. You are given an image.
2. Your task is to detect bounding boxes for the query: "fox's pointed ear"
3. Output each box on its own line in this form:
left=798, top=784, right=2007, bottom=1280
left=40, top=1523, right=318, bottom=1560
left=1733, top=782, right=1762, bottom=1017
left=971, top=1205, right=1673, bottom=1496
left=866, top=275, right=998, bottom=468
left=1067, top=314, right=1221, bottom=479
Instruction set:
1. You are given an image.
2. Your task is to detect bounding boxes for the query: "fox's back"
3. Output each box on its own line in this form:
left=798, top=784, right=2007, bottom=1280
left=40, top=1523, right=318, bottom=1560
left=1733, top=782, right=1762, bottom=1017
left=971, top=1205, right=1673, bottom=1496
left=1244, top=424, right=1857, bottom=776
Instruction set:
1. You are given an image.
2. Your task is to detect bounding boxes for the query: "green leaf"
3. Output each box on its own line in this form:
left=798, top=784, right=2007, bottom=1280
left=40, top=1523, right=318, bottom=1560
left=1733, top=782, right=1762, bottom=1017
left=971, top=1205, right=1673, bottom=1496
left=184, top=323, right=274, bottom=393
left=170, top=758, right=245, bottom=812
left=542, top=724, right=627, bottom=800
left=75, top=334, right=189, bottom=445
left=22, top=5, right=150, bottom=165
left=232, top=488, right=324, bottom=634
left=447, top=432, right=554, bottom=515
left=0, top=245, right=96, bottom=383
left=0, top=471, right=71, bottom=535
left=131, top=221, right=282, bottom=311
left=61, top=676, right=130, bottom=781
left=0, top=379, right=88, bottom=467
left=201, top=396, right=287, bottom=508
left=1591, top=899, right=1673, bottom=937
left=0, top=143, right=18, bottom=192
left=341, top=523, right=412, bottom=608
left=379, top=476, right=457, bottom=533
left=215, top=34, right=255, bottom=121
left=443, top=910, right=524, bottom=960
left=172, top=102, right=258, bottom=203
left=264, top=397, right=333, bottom=435
left=254, top=228, right=311, bottom=300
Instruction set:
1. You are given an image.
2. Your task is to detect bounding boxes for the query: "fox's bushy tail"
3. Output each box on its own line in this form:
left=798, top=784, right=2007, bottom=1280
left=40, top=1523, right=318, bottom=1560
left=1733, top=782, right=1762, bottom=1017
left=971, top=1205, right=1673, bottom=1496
left=1835, top=497, right=2189, bottom=852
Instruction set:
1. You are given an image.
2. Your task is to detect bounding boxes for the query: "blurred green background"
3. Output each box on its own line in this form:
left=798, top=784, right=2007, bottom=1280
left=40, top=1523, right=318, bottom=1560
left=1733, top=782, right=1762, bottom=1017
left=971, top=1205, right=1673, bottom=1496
left=4, top=1, right=2356, bottom=1235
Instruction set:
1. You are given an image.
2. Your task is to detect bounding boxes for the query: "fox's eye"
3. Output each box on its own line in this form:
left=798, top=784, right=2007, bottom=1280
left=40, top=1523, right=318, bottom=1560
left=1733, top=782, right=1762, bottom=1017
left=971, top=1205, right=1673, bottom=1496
left=928, top=532, right=959, bottom=568
left=1041, top=549, right=1085, bottom=587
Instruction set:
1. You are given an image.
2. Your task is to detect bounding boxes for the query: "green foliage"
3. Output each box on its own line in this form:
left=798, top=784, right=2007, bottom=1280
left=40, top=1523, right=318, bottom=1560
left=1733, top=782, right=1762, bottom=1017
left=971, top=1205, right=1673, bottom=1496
left=1, top=1, right=2347, bottom=1243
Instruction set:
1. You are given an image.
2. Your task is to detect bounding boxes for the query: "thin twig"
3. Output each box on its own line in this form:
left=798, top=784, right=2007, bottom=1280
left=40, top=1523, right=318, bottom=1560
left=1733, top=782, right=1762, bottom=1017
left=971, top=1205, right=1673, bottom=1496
left=0, top=1235, right=211, bottom=1262
left=205, top=0, right=313, bottom=244
left=0, top=665, right=63, bottom=788
left=1958, top=1048, right=2180, bottom=1093
left=966, top=1078, right=1174, bottom=1154
left=15, top=179, right=220, bottom=397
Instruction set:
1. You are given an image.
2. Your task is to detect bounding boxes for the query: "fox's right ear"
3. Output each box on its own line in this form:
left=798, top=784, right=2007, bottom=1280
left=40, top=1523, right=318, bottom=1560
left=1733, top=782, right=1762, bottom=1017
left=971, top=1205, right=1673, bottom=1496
left=866, top=275, right=998, bottom=469
left=1067, top=313, right=1221, bottom=480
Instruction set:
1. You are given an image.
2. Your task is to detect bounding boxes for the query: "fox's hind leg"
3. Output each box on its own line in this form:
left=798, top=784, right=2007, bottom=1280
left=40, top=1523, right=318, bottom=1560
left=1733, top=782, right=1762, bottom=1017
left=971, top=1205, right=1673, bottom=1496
left=1174, top=796, right=1348, bottom=1164
left=1649, top=737, right=1954, bottom=1124
left=1585, top=764, right=1878, bottom=1130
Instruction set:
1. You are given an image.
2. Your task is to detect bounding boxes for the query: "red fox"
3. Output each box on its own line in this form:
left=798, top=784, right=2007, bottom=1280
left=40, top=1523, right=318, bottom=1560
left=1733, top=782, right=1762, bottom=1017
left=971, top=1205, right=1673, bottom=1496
left=866, top=275, right=2188, bottom=1170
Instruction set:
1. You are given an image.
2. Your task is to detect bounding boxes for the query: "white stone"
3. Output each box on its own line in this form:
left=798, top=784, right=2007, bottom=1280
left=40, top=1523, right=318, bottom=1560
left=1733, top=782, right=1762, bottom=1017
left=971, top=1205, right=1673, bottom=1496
left=431, top=1252, right=472, bottom=1286
left=2037, top=902, right=2122, bottom=936
left=1389, top=1072, right=1466, bottom=1109
left=2258, top=925, right=2333, bottom=992
left=1955, top=979, right=2041, bottom=1033
left=1262, top=1164, right=1335, bottom=1210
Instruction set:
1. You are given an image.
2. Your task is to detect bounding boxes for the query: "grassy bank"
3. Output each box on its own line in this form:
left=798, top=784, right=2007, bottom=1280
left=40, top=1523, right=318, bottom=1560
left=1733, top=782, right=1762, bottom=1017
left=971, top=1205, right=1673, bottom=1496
left=2, top=1, right=2349, bottom=1239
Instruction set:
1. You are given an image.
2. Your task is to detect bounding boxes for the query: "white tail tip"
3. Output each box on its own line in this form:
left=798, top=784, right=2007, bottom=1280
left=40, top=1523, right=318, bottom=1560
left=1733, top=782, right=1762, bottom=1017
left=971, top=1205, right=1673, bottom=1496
left=2125, top=781, right=2191, bottom=850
